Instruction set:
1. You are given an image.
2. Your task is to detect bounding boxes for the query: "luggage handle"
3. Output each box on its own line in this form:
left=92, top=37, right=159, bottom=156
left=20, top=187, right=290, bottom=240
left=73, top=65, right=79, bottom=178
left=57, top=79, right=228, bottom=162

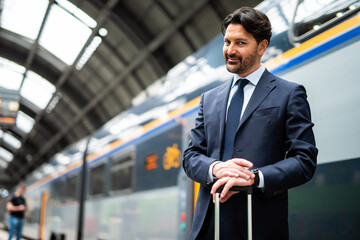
left=215, top=185, right=253, bottom=240
left=215, top=185, right=253, bottom=193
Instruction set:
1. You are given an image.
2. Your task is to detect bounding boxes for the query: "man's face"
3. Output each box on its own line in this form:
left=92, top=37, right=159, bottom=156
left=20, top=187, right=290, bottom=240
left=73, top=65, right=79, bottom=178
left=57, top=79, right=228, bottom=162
left=18, top=186, right=26, bottom=196
left=223, top=24, right=267, bottom=77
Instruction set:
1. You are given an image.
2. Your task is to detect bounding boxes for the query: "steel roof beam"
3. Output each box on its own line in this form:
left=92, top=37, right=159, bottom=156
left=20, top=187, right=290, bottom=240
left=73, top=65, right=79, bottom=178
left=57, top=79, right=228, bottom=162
left=11, top=0, right=120, bottom=181
left=12, top=0, right=211, bottom=181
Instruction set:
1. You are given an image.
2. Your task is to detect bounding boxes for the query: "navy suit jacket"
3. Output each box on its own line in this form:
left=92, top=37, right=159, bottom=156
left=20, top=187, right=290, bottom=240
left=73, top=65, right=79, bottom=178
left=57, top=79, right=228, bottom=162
left=183, top=69, right=318, bottom=239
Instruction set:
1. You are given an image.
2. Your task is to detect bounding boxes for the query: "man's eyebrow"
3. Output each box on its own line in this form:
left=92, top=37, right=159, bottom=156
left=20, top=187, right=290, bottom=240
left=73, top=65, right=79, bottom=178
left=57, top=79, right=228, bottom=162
left=224, top=37, right=248, bottom=42
left=235, top=38, right=248, bottom=42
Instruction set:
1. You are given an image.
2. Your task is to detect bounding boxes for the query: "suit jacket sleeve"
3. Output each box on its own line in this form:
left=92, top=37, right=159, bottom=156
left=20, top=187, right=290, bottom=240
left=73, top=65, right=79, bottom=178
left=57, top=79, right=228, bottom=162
left=183, top=93, right=218, bottom=187
left=259, top=85, right=318, bottom=198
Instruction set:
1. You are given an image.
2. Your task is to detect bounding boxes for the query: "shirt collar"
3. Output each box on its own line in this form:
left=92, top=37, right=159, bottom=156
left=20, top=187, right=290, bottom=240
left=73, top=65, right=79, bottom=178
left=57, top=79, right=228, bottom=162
left=231, top=65, right=266, bottom=88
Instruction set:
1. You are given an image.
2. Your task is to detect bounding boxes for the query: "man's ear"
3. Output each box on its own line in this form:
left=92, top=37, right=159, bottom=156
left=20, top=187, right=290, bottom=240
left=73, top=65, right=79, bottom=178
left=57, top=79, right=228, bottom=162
left=258, top=39, right=268, bottom=56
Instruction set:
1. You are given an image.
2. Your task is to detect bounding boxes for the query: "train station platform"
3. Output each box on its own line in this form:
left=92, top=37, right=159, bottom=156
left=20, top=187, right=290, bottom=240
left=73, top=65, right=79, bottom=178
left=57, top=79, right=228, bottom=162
left=0, top=228, right=9, bottom=240
left=0, top=225, right=26, bottom=240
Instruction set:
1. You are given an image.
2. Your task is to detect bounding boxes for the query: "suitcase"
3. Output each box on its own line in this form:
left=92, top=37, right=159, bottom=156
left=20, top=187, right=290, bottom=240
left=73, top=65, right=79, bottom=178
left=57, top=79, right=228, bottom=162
left=215, top=185, right=253, bottom=240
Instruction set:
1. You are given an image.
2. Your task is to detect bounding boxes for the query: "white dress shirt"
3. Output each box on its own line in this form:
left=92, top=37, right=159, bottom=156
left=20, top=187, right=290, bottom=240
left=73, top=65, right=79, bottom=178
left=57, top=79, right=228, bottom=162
left=208, top=65, right=266, bottom=188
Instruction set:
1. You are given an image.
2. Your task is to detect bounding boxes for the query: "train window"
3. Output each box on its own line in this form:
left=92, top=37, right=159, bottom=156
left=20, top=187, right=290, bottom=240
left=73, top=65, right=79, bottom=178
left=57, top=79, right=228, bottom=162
left=110, top=154, right=134, bottom=192
left=53, top=175, right=77, bottom=201
left=89, top=163, right=105, bottom=196
left=54, top=178, right=67, bottom=201
left=289, top=0, right=360, bottom=43
left=65, top=175, right=78, bottom=200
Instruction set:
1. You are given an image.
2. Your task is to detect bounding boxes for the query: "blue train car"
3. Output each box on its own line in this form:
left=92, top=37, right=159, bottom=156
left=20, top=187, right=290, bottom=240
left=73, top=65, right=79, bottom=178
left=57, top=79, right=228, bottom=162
left=3, top=0, right=360, bottom=239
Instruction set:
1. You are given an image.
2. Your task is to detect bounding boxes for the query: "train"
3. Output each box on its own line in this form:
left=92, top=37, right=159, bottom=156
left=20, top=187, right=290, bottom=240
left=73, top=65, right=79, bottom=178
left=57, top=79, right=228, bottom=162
left=1, top=0, right=360, bottom=239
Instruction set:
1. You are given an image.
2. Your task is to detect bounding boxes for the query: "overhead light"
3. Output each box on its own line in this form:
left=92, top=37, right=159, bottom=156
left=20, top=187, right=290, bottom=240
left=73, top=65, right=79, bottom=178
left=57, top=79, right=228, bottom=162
left=46, top=92, right=62, bottom=114
left=76, top=36, right=102, bottom=70
left=336, top=12, right=344, bottom=18
left=99, top=28, right=108, bottom=37
left=0, top=188, right=9, bottom=198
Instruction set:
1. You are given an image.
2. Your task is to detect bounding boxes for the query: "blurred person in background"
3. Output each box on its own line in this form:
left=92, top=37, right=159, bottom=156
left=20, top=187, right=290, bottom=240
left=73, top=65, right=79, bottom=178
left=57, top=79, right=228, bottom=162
left=7, top=185, right=27, bottom=240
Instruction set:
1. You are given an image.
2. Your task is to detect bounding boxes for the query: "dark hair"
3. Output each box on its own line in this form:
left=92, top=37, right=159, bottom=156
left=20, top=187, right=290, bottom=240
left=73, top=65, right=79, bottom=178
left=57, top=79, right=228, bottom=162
left=221, top=7, right=272, bottom=45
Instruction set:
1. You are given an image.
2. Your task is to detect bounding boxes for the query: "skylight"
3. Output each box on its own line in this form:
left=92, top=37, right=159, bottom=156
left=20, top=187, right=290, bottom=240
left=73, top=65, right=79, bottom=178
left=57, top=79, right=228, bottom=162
left=1, top=0, right=48, bottom=40
left=0, top=57, right=57, bottom=118
left=3, top=132, right=22, bottom=149
left=0, top=159, right=8, bottom=169
left=16, top=111, right=35, bottom=134
left=20, top=71, right=56, bottom=109
left=39, top=2, right=93, bottom=65
left=0, top=57, right=25, bottom=90
left=0, top=147, right=13, bottom=162
left=1, top=0, right=97, bottom=66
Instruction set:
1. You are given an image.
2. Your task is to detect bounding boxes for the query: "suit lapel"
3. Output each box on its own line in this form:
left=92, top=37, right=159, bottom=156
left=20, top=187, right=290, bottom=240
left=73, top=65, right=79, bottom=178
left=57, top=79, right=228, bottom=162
left=238, top=70, right=276, bottom=128
left=216, top=80, right=232, bottom=149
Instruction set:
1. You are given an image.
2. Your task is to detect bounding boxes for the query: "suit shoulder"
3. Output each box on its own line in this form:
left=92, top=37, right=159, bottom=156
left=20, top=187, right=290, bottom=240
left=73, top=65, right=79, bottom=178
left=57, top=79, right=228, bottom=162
left=203, top=80, right=230, bottom=97
left=273, top=75, right=304, bottom=91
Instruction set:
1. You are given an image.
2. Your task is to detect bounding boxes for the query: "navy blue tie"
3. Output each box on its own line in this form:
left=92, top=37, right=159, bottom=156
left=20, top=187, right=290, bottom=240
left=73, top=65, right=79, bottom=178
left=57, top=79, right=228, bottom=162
left=221, top=79, right=249, bottom=161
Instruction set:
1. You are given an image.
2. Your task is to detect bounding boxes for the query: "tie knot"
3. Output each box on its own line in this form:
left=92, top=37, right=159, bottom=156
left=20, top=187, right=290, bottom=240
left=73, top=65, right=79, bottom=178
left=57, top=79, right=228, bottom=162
left=237, top=78, right=249, bottom=90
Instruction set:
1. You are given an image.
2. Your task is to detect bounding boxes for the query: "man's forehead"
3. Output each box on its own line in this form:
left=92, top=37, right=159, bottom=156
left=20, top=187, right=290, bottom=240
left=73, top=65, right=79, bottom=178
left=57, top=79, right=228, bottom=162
left=224, top=24, right=253, bottom=39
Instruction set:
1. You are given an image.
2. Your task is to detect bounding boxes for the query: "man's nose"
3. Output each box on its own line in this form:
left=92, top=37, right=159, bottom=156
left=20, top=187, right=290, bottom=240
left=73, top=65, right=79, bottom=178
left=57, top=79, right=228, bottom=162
left=226, top=43, right=236, bottom=55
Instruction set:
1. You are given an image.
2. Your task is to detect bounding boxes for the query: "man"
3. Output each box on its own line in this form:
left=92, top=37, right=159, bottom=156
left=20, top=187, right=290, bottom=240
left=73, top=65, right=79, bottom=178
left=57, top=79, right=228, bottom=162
left=7, top=185, right=27, bottom=240
left=183, top=7, right=318, bottom=240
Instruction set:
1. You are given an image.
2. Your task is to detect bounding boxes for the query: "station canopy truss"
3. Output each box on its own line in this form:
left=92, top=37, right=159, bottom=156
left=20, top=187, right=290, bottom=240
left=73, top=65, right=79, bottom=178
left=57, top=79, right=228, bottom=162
left=0, top=0, right=262, bottom=189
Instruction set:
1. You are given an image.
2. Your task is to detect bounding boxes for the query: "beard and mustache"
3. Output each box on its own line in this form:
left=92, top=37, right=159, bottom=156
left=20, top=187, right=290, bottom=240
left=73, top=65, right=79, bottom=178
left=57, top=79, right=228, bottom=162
left=224, top=52, right=257, bottom=75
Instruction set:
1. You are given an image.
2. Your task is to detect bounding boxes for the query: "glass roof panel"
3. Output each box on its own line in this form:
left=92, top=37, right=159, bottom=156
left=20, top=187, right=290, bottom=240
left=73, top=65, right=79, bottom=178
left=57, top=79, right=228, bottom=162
left=0, top=159, right=8, bottom=169
left=0, top=147, right=13, bottom=162
left=0, top=57, right=25, bottom=90
left=1, top=0, right=48, bottom=40
left=3, top=132, right=22, bottom=149
left=57, top=0, right=97, bottom=28
left=39, top=3, right=93, bottom=65
left=16, top=111, right=35, bottom=134
left=2, top=0, right=96, bottom=66
left=20, top=71, right=56, bottom=109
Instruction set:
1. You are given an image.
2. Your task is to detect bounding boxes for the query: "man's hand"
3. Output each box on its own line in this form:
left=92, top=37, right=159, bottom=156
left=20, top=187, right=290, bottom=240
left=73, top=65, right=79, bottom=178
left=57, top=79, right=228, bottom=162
left=211, top=176, right=254, bottom=203
left=18, top=205, right=26, bottom=211
left=213, top=158, right=255, bottom=180
left=211, top=158, right=255, bottom=203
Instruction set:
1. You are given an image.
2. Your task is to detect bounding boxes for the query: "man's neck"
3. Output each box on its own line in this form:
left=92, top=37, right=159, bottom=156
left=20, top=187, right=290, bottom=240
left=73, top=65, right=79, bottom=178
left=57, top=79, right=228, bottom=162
left=236, top=63, right=261, bottom=78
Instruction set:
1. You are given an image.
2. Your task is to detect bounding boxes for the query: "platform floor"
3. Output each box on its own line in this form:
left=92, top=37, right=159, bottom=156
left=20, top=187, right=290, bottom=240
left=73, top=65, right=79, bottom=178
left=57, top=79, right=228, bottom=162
left=0, top=227, right=26, bottom=240
left=0, top=228, right=9, bottom=240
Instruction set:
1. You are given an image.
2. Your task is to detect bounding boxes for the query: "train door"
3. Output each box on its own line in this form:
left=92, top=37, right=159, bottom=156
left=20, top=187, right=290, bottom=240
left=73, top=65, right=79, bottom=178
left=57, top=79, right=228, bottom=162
left=178, top=113, right=198, bottom=239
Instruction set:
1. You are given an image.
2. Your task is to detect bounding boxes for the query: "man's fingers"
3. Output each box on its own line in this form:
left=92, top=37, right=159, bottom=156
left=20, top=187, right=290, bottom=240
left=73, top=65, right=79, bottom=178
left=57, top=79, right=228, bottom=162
left=232, top=158, right=254, bottom=168
left=213, top=177, right=255, bottom=202
left=211, top=177, right=229, bottom=195
left=240, top=168, right=256, bottom=179
left=220, top=179, right=236, bottom=198
left=220, top=191, right=237, bottom=203
left=214, top=159, right=254, bottom=179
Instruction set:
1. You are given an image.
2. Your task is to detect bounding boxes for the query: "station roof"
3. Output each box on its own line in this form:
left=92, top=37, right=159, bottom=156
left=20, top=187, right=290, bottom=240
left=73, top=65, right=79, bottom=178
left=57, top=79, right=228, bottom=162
left=0, top=0, right=262, bottom=189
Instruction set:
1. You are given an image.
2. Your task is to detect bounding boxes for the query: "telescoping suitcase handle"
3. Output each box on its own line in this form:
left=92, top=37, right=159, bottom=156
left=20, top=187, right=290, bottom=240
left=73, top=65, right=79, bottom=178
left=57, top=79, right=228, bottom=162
left=215, top=185, right=253, bottom=240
